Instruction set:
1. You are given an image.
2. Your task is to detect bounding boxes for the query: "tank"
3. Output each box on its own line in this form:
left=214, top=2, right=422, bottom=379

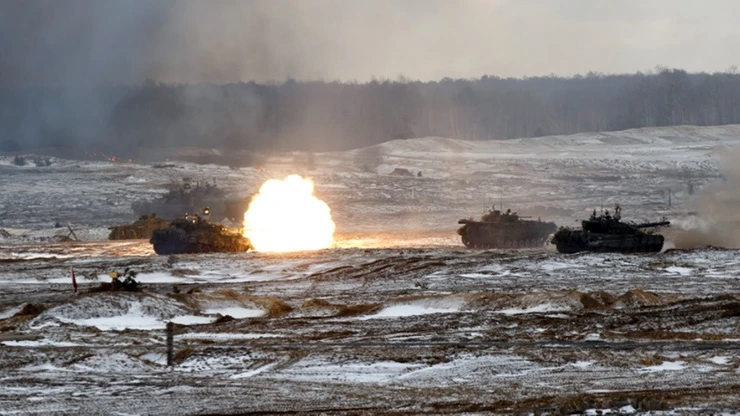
left=550, top=205, right=670, bottom=254
left=108, top=214, right=168, bottom=240
left=149, top=214, right=253, bottom=255
left=132, top=179, right=252, bottom=222
left=457, top=206, right=558, bottom=249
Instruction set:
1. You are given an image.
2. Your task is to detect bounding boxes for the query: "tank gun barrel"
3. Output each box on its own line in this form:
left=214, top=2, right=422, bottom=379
left=458, top=219, right=473, bottom=224
left=634, top=220, right=670, bottom=228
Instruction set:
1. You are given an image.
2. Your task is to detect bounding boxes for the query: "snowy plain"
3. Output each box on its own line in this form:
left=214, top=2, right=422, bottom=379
left=0, top=125, right=739, bottom=415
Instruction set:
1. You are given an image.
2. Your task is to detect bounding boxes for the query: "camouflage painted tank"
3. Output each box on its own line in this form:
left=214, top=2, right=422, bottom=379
left=108, top=214, right=168, bottom=240
left=132, top=179, right=251, bottom=222
left=149, top=214, right=253, bottom=255
left=550, top=205, right=670, bottom=254
left=457, top=206, right=558, bottom=249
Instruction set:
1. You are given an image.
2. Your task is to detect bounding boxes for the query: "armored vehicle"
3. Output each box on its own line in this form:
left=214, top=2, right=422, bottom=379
left=550, top=205, right=670, bottom=254
left=149, top=213, right=253, bottom=255
left=108, top=214, right=168, bottom=240
left=457, top=206, right=558, bottom=249
left=132, top=179, right=251, bottom=222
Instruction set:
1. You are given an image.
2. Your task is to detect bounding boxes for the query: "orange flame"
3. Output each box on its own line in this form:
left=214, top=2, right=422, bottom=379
left=243, top=175, right=335, bottom=252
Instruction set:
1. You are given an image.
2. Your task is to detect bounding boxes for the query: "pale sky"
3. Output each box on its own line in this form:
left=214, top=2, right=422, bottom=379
left=1, top=0, right=739, bottom=85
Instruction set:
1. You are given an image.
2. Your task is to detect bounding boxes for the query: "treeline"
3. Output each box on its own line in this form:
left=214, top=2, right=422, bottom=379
left=3, top=68, right=740, bottom=158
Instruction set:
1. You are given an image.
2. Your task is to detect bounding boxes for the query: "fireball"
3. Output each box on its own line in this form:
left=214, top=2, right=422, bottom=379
left=243, top=174, right=335, bottom=252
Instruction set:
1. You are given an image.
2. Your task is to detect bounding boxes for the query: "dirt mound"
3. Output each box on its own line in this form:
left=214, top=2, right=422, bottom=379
left=188, top=288, right=257, bottom=307
left=170, top=287, right=255, bottom=306
left=580, top=291, right=617, bottom=309
left=389, top=167, right=415, bottom=177
left=335, top=303, right=382, bottom=317
left=0, top=303, right=47, bottom=329
left=66, top=352, right=152, bottom=374
left=300, top=298, right=340, bottom=316
left=18, top=303, right=46, bottom=317
left=299, top=298, right=381, bottom=318
left=302, top=298, right=333, bottom=309
left=247, top=296, right=292, bottom=318
left=615, top=289, right=662, bottom=308
left=27, top=292, right=193, bottom=330
left=489, top=291, right=584, bottom=315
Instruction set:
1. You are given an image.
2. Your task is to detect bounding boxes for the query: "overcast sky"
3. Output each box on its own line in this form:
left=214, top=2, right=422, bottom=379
left=1, top=0, right=739, bottom=86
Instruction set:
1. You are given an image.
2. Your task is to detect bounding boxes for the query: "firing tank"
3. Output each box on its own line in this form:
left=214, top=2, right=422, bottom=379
left=132, top=179, right=251, bottom=222
left=108, top=214, right=168, bottom=240
left=457, top=206, right=558, bottom=249
left=149, top=211, right=252, bottom=255
left=550, top=205, right=670, bottom=254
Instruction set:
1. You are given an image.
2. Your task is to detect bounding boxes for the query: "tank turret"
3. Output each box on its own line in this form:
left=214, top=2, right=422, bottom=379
left=551, top=204, right=670, bottom=254
left=149, top=214, right=252, bottom=255
left=108, top=214, right=168, bottom=240
left=457, top=205, right=557, bottom=249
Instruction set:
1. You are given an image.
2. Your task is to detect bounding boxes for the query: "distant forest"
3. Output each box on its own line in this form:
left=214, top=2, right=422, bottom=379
left=3, top=68, right=740, bottom=158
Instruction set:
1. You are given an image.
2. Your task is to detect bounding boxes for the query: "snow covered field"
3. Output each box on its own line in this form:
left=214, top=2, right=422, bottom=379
left=1, top=125, right=739, bottom=414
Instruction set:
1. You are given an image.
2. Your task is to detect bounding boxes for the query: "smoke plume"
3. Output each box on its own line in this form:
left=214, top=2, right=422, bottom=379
left=3, top=0, right=740, bottom=86
left=669, top=145, right=740, bottom=249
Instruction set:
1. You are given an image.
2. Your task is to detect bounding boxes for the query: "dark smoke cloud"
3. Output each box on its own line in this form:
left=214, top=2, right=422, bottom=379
left=0, top=0, right=169, bottom=86
left=2, top=0, right=740, bottom=157
left=0, top=0, right=372, bottom=86
left=3, top=0, right=740, bottom=86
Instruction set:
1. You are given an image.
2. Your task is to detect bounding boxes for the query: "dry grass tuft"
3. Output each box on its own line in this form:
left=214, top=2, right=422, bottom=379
left=302, top=298, right=333, bottom=308
left=334, top=303, right=381, bottom=317
left=617, top=289, right=661, bottom=307
left=174, top=347, right=195, bottom=364
left=247, top=296, right=292, bottom=317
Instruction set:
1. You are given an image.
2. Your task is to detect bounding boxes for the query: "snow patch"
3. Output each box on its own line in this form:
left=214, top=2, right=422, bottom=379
left=22, top=363, right=66, bottom=372
left=69, top=352, right=152, bottom=373
left=619, top=405, right=636, bottom=414
left=57, top=304, right=167, bottom=330
left=2, top=340, right=81, bottom=347
left=268, top=359, right=421, bottom=383
left=0, top=304, right=25, bottom=319
left=571, top=361, right=594, bottom=368
left=170, top=315, right=215, bottom=325
left=140, top=352, right=167, bottom=366
left=497, top=303, right=571, bottom=315
left=230, top=363, right=277, bottom=379
left=459, top=273, right=494, bottom=279
left=709, top=356, right=730, bottom=365
left=540, top=261, right=572, bottom=272
left=30, top=294, right=212, bottom=331
left=179, top=332, right=282, bottom=340
left=203, top=307, right=265, bottom=319
left=363, top=304, right=460, bottom=319
left=359, top=298, right=465, bottom=319
left=664, top=266, right=693, bottom=276
left=640, top=360, right=686, bottom=372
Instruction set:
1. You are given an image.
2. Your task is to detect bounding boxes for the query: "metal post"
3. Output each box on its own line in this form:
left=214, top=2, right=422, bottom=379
left=166, top=322, right=174, bottom=366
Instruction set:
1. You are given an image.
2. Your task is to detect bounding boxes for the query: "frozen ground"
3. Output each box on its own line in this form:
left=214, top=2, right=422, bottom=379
left=0, top=125, right=739, bottom=415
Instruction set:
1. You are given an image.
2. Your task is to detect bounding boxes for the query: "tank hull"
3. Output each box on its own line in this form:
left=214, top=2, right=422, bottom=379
left=151, top=239, right=251, bottom=255
left=149, top=219, right=252, bottom=255
left=458, top=221, right=557, bottom=249
left=552, top=229, right=664, bottom=254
